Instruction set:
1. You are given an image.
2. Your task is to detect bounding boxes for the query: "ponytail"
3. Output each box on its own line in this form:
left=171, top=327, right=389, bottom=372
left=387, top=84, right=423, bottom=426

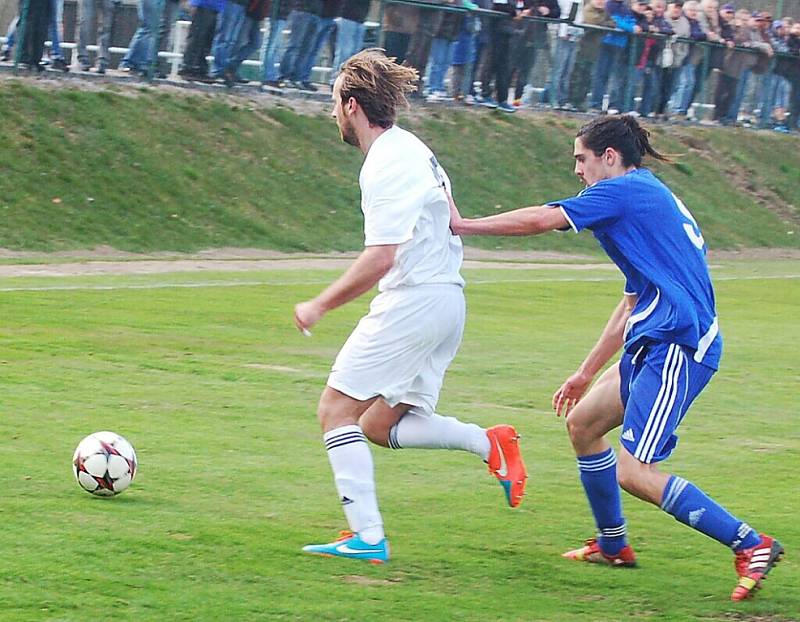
left=577, top=115, right=672, bottom=167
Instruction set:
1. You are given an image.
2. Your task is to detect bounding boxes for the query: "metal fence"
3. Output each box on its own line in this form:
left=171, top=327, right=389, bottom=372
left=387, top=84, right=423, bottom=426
left=2, top=0, right=799, bottom=130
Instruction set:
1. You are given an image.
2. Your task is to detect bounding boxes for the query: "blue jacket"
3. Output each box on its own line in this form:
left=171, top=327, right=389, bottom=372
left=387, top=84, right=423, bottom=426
left=191, top=0, right=226, bottom=12
left=603, top=0, right=637, bottom=48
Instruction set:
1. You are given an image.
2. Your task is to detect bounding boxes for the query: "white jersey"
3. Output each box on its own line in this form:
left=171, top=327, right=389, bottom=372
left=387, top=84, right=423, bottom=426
left=359, top=125, right=464, bottom=292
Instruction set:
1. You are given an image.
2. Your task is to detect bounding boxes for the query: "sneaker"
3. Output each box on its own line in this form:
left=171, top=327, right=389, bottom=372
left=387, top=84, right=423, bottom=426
left=51, top=58, right=69, bottom=72
left=302, top=530, right=390, bottom=564
left=96, top=63, right=107, bottom=75
left=223, top=68, right=237, bottom=88
left=512, top=99, right=522, bottom=107
left=498, top=102, right=517, bottom=114
left=562, top=538, right=637, bottom=567
left=79, top=62, right=92, bottom=72
left=299, top=81, right=318, bottom=92
left=731, top=533, right=784, bottom=601
left=478, top=97, right=498, bottom=109
left=0, top=49, right=10, bottom=62
left=486, top=424, right=527, bottom=507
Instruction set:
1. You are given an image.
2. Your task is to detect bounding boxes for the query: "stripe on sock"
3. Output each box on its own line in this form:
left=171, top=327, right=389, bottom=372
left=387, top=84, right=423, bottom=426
left=577, top=449, right=617, bottom=473
left=660, top=476, right=688, bottom=513
left=388, top=425, right=401, bottom=450
left=601, top=525, right=627, bottom=538
left=325, top=430, right=367, bottom=451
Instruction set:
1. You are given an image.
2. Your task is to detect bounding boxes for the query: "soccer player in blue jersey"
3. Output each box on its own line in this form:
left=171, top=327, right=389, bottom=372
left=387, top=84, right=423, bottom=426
left=448, top=115, right=784, bottom=601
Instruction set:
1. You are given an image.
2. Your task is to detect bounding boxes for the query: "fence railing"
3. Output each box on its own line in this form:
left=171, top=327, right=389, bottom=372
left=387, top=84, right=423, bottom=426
left=2, top=0, right=798, bottom=130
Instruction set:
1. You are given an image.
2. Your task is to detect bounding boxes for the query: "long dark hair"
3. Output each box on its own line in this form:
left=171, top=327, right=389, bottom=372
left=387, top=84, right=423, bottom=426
left=576, top=115, right=672, bottom=167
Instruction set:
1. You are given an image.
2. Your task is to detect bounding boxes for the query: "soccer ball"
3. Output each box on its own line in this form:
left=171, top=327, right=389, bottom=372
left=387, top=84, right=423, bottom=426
left=72, top=431, right=137, bottom=497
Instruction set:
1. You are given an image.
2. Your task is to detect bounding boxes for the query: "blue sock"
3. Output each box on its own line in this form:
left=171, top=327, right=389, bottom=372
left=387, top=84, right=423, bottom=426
left=661, top=475, right=761, bottom=551
left=577, top=448, right=627, bottom=555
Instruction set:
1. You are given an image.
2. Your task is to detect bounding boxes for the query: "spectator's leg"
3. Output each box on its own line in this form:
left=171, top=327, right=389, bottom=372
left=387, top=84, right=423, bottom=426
left=727, top=68, right=750, bottom=123
left=122, top=0, right=155, bottom=71
left=492, top=26, right=511, bottom=105
left=196, top=7, right=219, bottom=76
left=48, top=0, right=64, bottom=60
left=590, top=44, right=613, bottom=110
left=299, top=16, right=333, bottom=84
left=95, top=0, right=113, bottom=70
left=155, top=0, right=180, bottom=76
left=427, top=37, right=451, bottom=93
left=76, top=0, right=93, bottom=67
left=227, top=15, right=263, bottom=78
left=513, top=44, right=535, bottom=102
left=261, top=17, right=287, bottom=83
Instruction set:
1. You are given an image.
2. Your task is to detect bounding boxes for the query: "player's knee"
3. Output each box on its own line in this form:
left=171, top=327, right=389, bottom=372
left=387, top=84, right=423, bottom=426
left=565, top=415, right=591, bottom=448
left=359, top=417, right=390, bottom=447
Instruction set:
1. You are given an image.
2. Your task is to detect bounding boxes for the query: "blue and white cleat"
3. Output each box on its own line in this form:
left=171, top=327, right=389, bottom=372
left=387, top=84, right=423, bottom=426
left=302, top=530, right=390, bottom=564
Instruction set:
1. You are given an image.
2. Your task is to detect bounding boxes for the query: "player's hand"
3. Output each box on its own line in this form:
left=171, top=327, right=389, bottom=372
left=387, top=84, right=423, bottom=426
left=447, top=192, right=464, bottom=235
left=552, top=370, right=593, bottom=417
left=294, top=299, right=325, bottom=334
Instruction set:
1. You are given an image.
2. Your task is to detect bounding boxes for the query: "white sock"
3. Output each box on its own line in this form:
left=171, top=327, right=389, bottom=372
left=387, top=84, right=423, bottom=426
left=388, top=410, right=490, bottom=461
left=324, top=425, right=385, bottom=545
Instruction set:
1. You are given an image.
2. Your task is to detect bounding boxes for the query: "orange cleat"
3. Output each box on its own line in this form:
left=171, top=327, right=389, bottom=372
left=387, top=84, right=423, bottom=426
left=562, top=538, right=637, bottom=567
left=731, top=533, right=784, bottom=601
left=486, top=424, right=527, bottom=508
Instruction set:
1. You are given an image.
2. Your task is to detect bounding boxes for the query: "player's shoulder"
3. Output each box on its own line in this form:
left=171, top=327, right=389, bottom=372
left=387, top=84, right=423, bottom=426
left=362, top=127, right=432, bottom=181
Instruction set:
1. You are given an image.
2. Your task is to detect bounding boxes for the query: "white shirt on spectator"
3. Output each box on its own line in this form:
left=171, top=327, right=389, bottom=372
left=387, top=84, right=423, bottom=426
left=360, top=125, right=465, bottom=292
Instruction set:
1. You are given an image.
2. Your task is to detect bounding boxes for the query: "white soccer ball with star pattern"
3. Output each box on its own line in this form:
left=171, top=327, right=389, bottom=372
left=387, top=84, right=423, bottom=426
left=73, top=431, right=137, bottom=497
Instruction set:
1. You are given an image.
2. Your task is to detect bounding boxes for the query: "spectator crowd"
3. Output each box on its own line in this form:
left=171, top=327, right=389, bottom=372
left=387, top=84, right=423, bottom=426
left=2, top=0, right=799, bottom=130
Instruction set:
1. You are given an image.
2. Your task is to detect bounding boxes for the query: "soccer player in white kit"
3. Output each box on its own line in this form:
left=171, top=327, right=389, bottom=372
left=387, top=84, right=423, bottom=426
left=293, top=49, right=528, bottom=563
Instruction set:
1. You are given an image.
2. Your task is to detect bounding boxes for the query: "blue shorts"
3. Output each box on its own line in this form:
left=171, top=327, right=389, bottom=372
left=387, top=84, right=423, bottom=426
left=619, top=342, right=715, bottom=464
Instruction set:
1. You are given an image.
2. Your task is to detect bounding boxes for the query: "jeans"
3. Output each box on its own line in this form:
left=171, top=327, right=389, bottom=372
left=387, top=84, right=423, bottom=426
left=279, top=10, right=320, bottom=81
left=299, top=16, right=334, bottom=83
left=635, top=61, right=661, bottom=116
left=122, top=0, right=158, bottom=70
left=227, top=15, right=263, bottom=75
left=211, top=1, right=247, bottom=77
left=330, top=17, right=365, bottom=82
left=590, top=44, right=624, bottom=109
left=77, top=0, right=115, bottom=66
left=260, top=17, right=287, bottom=82
left=426, top=37, right=454, bottom=93
left=727, top=68, right=751, bottom=122
left=48, top=0, right=64, bottom=59
left=546, top=36, right=578, bottom=106
left=670, top=61, right=697, bottom=115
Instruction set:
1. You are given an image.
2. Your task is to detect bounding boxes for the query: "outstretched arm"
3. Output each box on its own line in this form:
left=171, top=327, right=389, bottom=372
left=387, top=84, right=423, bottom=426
left=448, top=193, right=570, bottom=236
left=552, top=294, right=637, bottom=417
left=294, top=244, right=398, bottom=333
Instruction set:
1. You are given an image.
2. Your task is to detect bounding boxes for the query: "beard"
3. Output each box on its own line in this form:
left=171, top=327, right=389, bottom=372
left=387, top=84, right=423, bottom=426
left=339, top=118, right=360, bottom=149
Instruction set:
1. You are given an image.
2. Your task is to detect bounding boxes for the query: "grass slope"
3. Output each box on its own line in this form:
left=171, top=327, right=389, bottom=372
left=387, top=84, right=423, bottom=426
left=0, top=81, right=798, bottom=254
left=0, top=261, right=797, bottom=621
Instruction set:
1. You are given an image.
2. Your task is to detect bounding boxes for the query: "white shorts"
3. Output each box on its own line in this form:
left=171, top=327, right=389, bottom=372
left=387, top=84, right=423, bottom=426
left=327, top=284, right=465, bottom=414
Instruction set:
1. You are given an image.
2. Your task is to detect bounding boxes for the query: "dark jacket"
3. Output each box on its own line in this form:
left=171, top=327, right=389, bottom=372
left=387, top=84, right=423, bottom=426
left=340, top=0, right=370, bottom=22
left=247, top=0, right=270, bottom=20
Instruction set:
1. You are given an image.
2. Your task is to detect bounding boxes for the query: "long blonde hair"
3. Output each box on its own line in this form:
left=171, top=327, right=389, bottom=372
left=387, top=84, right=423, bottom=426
left=337, top=49, right=418, bottom=128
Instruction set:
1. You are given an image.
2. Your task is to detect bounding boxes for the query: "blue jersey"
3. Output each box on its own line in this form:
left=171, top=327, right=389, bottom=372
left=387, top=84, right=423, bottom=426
left=552, top=168, right=722, bottom=370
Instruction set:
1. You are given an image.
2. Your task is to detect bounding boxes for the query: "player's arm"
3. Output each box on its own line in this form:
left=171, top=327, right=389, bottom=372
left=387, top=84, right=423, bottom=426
left=552, top=293, right=637, bottom=417
left=294, top=244, right=397, bottom=333
left=448, top=193, right=570, bottom=236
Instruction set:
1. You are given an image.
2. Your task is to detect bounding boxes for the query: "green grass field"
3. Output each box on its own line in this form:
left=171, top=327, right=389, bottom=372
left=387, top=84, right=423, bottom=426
left=1, top=81, right=798, bottom=254
left=0, top=259, right=797, bottom=621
